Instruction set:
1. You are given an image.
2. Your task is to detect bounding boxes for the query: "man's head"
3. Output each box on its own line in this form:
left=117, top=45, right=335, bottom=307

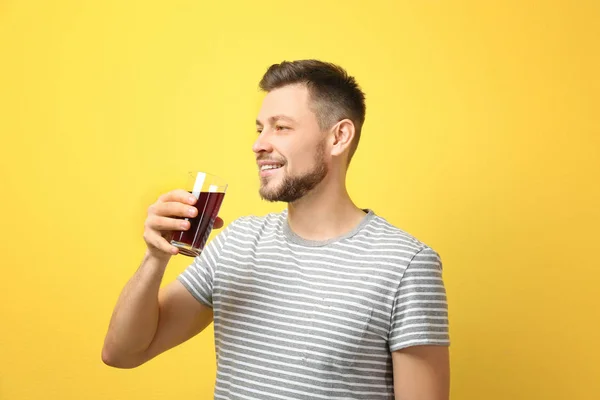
left=254, top=59, right=366, bottom=203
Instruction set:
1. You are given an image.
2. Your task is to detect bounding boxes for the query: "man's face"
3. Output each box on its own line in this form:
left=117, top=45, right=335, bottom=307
left=254, top=84, right=329, bottom=203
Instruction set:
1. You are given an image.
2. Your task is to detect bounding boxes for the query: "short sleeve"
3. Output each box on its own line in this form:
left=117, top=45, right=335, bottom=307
left=176, top=220, right=236, bottom=308
left=388, top=246, right=450, bottom=351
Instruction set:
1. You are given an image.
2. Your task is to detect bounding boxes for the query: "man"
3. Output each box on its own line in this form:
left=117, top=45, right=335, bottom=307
left=102, top=59, right=450, bottom=399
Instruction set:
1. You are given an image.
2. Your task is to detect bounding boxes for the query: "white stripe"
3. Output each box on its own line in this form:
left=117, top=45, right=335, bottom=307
left=184, top=264, right=211, bottom=290
left=191, top=256, right=213, bottom=278
left=242, top=212, right=403, bottom=240
left=403, top=268, right=443, bottom=273
left=399, top=284, right=445, bottom=291
left=228, top=236, right=412, bottom=271
left=360, top=225, right=420, bottom=240
left=236, top=224, right=421, bottom=254
left=409, top=261, right=441, bottom=267
left=215, top=391, right=264, bottom=400
left=215, top=342, right=390, bottom=381
left=181, top=268, right=208, bottom=293
left=217, top=333, right=389, bottom=373
left=177, top=274, right=210, bottom=305
left=203, top=242, right=219, bottom=267
left=353, top=238, right=425, bottom=248
left=215, top=389, right=264, bottom=400
left=233, top=229, right=416, bottom=257
left=242, top=218, right=281, bottom=228
left=217, top=301, right=387, bottom=338
left=242, top=213, right=403, bottom=241
left=396, top=299, right=448, bottom=307
left=218, top=267, right=395, bottom=303
left=215, top=286, right=392, bottom=320
left=351, top=235, right=420, bottom=249
left=391, top=323, right=449, bottom=335
left=217, top=309, right=382, bottom=346
left=215, top=232, right=227, bottom=247
left=217, top=370, right=392, bottom=399
left=367, top=218, right=416, bottom=234
left=400, top=276, right=443, bottom=282
left=215, top=377, right=296, bottom=400
left=217, top=293, right=390, bottom=333
left=395, top=291, right=446, bottom=300
left=390, top=338, right=450, bottom=349
left=227, top=239, right=406, bottom=273
left=399, top=315, right=448, bottom=322
left=220, top=252, right=399, bottom=294
left=218, top=356, right=390, bottom=390
left=394, top=307, right=448, bottom=316
left=368, top=220, right=409, bottom=233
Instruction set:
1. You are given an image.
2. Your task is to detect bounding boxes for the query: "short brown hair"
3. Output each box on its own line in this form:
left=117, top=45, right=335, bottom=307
left=259, top=59, right=366, bottom=163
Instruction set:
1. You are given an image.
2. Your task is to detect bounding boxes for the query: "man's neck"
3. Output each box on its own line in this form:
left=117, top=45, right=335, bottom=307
left=286, top=180, right=367, bottom=242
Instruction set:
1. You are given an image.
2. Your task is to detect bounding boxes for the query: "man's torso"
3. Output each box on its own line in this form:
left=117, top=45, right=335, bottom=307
left=209, top=210, right=427, bottom=399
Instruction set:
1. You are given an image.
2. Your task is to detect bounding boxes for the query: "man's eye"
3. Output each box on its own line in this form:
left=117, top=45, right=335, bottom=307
left=256, top=128, right=263, bottom=134
left=275, top=125, right=289, bottom=131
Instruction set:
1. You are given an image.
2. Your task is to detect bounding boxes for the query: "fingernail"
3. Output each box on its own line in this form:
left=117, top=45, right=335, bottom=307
left=188, top=207, right=196, bottom=217
left=188, top=196, right=196, bottom=204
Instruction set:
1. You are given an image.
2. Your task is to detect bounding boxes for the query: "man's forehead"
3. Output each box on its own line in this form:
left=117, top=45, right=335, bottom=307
left=255, top=114, right=297, bottom=126
left=257, top=85, right=311, bottom=123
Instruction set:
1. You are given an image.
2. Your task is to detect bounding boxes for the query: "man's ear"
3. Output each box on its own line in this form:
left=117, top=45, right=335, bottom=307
left=330, top=119, right=355, bottom=157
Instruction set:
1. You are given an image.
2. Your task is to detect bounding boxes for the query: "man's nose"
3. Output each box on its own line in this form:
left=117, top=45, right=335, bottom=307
left=252, top=131, right=273, bottom=155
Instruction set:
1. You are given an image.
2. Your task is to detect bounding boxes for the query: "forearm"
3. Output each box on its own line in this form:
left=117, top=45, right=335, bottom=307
left=102, top=251, right=169, bottom=367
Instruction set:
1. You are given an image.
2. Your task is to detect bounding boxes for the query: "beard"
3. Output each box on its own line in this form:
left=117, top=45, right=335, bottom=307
left=259, top=142, right=328, bottom=203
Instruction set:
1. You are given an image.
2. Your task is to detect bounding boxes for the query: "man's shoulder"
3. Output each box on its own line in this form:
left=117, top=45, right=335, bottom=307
left=225, top=210, right=286, bottom=236
left=365, top=212, right=438, bottom=256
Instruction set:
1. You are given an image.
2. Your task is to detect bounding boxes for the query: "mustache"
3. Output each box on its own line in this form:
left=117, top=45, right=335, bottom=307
left=256, top=156, right=286, bottom=163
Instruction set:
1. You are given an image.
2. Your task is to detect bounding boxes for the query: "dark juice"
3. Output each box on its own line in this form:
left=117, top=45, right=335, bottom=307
left=172, top=191, right=225, bottom=256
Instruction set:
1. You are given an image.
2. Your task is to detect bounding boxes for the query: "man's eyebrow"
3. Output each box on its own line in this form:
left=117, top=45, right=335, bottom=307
left=256, top=115, right=297, bottom=126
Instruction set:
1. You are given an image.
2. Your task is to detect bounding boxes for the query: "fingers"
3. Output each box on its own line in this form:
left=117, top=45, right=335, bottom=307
left=143, top=230, right=179, bottom=255
left=147, top=214, right=224, bottom=232
left=149, top=201, right=198, bottom=219
left=158, top=189, right=197, bottom=205
left=146, top=215, right=190, bottom=232
left=145, top=190, right=194, bottom=256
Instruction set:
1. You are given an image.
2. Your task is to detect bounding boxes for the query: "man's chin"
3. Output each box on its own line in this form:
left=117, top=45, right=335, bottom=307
left=259, top=182, right=279, bottom=202
left=259, top=190, right=281, bottom=202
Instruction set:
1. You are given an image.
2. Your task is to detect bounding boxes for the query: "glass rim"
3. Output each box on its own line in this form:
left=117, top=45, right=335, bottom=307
left=186, top=171, right=228, bottom=192
left=187, top=170, right=226, bottom=179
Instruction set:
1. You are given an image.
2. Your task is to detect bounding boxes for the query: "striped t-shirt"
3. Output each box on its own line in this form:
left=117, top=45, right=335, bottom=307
left=177, top=209, right=450, bottom=400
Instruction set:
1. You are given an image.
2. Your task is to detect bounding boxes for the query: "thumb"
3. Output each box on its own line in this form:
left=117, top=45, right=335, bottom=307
left=213, top=216, right=224, bottom=229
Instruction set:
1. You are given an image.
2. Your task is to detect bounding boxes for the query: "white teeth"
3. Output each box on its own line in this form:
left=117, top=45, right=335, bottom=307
left=261, top=164, right=282, bottom=171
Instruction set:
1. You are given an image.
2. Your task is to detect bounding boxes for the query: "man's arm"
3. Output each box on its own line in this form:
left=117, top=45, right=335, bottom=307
left=389, top=246, right=451, bottom=399
left=101, top=253, right=213, bottom=369
left=101, top=189, right=225, bottom=368
left=392, top=345, right=450, bottom=400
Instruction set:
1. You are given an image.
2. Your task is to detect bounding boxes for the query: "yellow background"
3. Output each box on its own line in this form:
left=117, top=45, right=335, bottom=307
left=1, top=1, right=598, bottom=399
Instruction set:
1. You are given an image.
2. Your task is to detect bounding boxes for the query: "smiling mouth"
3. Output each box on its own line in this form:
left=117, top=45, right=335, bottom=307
left=260, top=164, right=283, bottom=171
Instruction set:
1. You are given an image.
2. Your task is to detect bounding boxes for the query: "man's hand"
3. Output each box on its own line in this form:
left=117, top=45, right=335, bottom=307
left=144, top=189, right=223, bottom=258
